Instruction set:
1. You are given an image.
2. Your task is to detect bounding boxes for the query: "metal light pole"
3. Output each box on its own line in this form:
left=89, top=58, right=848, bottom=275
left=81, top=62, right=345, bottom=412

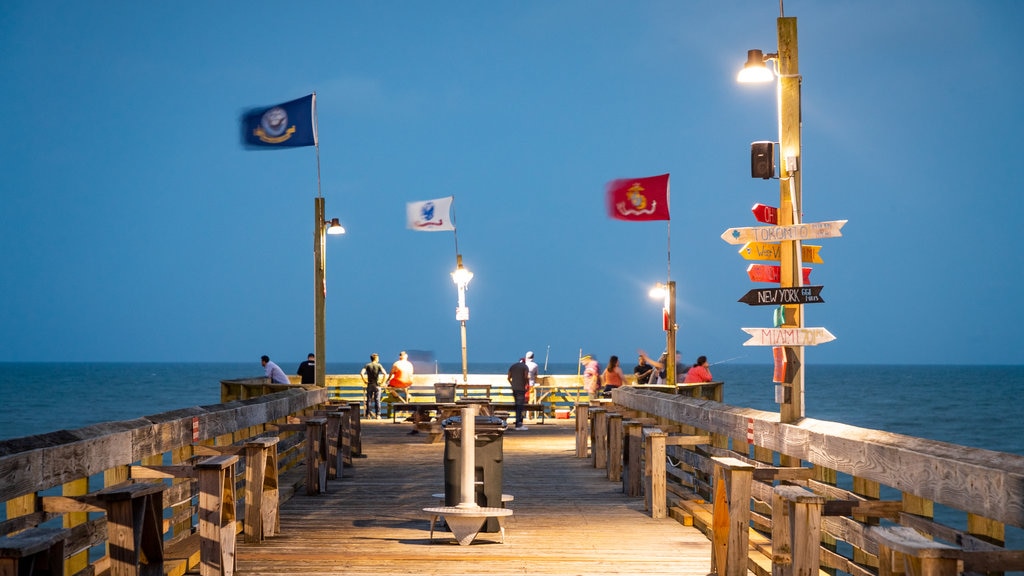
left=739, top=16, right=804, bottom=422
left=313, top=197, right=344, bottom=388
left=452, top=254, right=473, bottom=383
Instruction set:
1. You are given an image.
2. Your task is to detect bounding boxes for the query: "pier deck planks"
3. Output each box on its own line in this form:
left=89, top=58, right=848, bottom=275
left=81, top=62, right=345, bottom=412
left=235, top=418, right=712, bottom=575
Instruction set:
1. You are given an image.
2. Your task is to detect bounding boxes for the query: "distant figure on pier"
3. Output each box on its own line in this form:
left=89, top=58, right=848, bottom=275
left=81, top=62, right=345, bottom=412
left=633, top=354, right=654, bottom=385
left=682, top=356, right=714, bottom=383
left=361, top=353, right=386, bottom=419
left=296, top=353, right=316, bottom=384
left=580, top=354, right=601, bottom=396
left=507, top=357, right=530, bottom=431
left=600, top=355, right=624, bottom=396
left=638, top=349, right=687, bottom=384
left=261, top=355, right=290, bottom=384
left=387, top=351, right=420, bottom=434
left=524, top=351, right=539, bottom=392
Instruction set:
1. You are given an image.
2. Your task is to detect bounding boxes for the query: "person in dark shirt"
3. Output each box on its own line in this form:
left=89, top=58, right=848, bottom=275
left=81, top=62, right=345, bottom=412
left=633, top=354, right=654, bottom=385
left=296, top=353, right=316, bottom=384
left=507, top=358, right=530, bottom=431
left=360, top=353, right=386, bottom=419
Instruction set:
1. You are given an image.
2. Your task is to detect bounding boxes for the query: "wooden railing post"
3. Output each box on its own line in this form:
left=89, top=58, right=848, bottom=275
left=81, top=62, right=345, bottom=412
left=347, top=400, right=363, bottom=457
left=711, top=456, right=755, bottom=576
left=574, top=403, right=590, bottom=458
left=93, top=482, right=167, bottom=576
left=771, top=485, right=824, bottom=576
left=339, top=405, right=354, bottom=469
left=305, top=418, right=328, bottom=495
left=325, top=409, right=344, bottom=480
left=244, top=437, right=280, bottom=543
left=196, top=455, right=238, bottom=576
left=591, top=408, right=609, bottom=469
left=623, top=421, right=643, bottom=497
left=0, top=527, right=69, bottom=576
left=870, top=526, right=960, bottom=576
left=607, top=413, right=623, bottom=482
left=644, top=429, right=667, bottom=518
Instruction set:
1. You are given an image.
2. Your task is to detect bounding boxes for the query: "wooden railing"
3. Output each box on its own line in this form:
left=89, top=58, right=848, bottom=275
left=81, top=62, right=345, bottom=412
left=595, top=386, right=1024, bottom=576
left=1, top=384, right=329, bottom=576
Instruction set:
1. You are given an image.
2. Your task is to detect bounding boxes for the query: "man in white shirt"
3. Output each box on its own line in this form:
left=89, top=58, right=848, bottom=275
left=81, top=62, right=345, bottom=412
left=261, top=355, right=290, bottom=384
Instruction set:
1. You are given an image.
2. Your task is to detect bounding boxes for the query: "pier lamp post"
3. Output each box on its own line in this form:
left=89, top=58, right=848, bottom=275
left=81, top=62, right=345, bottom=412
left=649, top=281, right=677, bottom=385
left=738, top=15, right=804, bottom=423
left=314, top=196, right=345, bottom=388
left=451, top=254, right=473, bottom=383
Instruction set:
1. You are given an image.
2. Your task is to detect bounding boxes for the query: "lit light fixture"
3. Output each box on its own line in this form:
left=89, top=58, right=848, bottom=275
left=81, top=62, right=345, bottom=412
left=737, top=49, right=775, bottom=83
left=325, top=218, right=346, bottom=235
left=452, top=260, right=474, bottom=287
left=649, top=283, right=668, bottom=301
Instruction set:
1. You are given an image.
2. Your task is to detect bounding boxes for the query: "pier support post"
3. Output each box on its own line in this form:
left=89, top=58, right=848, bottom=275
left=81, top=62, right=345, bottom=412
left=606, top=413, right=623, bottom=482
left=305, top=418, right=328, bottom=495
left=771, top=485, right=824, bottom=575
left=623, top=421, right=644, bottom=497
left=574, top=403, right=590, bottom=458
left=710, top=456, right=755, bottom=576
left=591, top=408, right=608, bottom=469
left=643, top=429, right=667, bottom=518
left=196, top=455, right=238, bottom=576
left=244, top=437, right=280, bottom=543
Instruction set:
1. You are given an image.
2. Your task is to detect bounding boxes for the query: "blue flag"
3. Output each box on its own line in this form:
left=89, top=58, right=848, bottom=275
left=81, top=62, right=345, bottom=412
left=241, top=94, right=317, bottom=148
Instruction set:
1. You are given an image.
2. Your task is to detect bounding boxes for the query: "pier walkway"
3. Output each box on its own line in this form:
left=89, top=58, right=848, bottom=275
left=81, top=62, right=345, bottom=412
left=235, top=418, right=713, bottom=576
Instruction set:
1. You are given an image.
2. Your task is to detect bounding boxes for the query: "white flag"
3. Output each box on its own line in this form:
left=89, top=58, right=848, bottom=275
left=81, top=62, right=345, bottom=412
left=406, top=196, right=455, bottom=231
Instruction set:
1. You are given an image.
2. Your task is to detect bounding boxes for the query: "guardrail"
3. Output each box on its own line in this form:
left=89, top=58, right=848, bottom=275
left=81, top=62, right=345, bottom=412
left=593, top=386, right=1024, bottom=575
left=0, top=384, right=328, bottom=576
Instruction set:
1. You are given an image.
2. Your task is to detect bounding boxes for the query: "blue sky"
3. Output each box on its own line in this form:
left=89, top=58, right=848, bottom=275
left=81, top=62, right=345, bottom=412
left=2, top=1, right=1022, bottom=367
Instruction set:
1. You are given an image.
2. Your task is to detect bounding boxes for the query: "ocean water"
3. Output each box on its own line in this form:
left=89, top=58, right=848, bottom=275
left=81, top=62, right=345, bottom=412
left=2, top=362, right=1020, bottom=453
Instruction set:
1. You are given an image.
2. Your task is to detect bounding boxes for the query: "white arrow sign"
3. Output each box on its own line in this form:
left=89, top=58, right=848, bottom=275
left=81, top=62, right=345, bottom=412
left=741, top=327, right=836, bottom=347
left=721, top=220, right=847, bottom=245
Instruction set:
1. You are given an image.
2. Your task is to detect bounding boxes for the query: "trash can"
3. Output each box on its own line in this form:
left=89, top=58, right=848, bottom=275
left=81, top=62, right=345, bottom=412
left=434, top=382, right=457, bottom=403
left=442, top=415, right=506, bottom=532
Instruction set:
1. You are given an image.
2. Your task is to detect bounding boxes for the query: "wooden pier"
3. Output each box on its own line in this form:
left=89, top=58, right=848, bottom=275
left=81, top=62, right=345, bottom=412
left=235, top=418, right=712, bottom=576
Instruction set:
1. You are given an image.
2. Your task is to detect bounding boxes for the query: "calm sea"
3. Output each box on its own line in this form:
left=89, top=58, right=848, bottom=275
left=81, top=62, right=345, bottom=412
left=2, top=362, right=1020, bottom=452
left=2, top=361, right=1022, bottom=549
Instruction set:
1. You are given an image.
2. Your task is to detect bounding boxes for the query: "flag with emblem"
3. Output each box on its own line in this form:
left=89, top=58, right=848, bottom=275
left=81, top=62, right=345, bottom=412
left=241, top=94, right=317, bottom=148
left=407, top=196, right=455, bottom=231
left=606, top=173, right=670, bottom=221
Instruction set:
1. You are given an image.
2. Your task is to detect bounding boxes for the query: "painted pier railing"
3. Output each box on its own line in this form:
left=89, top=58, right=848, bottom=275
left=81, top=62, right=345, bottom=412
left=0, top=383, right=333, bottom=576
left=592, top=386, right=1024, bottom=575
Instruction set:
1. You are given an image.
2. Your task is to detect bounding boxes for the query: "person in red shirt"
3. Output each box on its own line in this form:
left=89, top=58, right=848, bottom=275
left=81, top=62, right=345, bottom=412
left=683, top=356, right=713, bottom=383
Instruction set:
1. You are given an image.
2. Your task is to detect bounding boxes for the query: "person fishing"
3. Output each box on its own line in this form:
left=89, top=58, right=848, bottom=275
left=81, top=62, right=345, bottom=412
left=683, top=355, right=713, bottom=383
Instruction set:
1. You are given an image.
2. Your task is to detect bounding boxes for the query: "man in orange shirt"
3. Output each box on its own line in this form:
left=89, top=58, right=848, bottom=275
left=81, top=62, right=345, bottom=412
left=387, top=351, right=421, bottom=433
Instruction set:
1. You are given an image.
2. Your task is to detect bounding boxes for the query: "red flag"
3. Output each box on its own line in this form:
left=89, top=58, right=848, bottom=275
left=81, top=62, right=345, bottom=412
left=606, top=173, right=670, bottom=221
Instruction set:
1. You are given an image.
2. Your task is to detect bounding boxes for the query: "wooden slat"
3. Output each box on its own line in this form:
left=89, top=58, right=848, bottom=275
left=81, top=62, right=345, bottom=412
left=234, top=419, right=712, bottom=576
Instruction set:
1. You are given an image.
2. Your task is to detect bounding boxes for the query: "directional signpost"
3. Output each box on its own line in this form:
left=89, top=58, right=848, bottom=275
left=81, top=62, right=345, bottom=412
left=738, top=286, right=824, bottom=306
left=747, top=264, right=811, bottom=284
left=721, top=220, right=847, bottom=245
left=751, top=203, right=778, bottom=224
left=741, top=327, right=835, bottom=347
left=739, top=242, right=822, bottom=264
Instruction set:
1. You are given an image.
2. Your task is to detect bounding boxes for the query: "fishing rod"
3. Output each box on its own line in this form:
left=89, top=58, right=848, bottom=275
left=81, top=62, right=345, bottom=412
left=710, top=355, right=747, bottom=367
left=543, top=345, right=550, bottom=373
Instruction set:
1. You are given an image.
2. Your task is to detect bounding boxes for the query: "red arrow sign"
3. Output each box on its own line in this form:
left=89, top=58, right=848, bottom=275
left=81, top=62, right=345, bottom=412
left=751, top=203, right=778, bottom=224
left=747, top=264, right=811, bottom=284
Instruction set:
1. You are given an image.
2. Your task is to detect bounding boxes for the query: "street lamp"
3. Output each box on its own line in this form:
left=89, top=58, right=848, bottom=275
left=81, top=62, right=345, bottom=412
left=451, top=254, right=473, bottom=383
left=648, top=281, right=677, bottom=385
left=314, top=197, right=345, bottom=387
left=738, top=16, right=804, bottom=423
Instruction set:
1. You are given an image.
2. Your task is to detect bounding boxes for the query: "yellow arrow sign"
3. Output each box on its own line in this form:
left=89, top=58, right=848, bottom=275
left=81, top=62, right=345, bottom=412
left=738, top=242, right=823, bottom=264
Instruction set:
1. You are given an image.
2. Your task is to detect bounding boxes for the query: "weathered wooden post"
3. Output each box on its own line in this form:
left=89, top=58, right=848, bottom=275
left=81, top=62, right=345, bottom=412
left=305, top=418, right=328, bottom=495
left=643, top=429, right=667, bottom=518
left=244, top=437, right=280, bottom=543
left=870, top=526, right=960, bottom=576
left=93, top=482, right=167, bottom=576
left=606, top=412, right=623, bottom=482
left=710, top=456, right=754, bottom=576
left=771, top=485, right=823, bottom=575
left=591, top=408, right=608, bottom=469
left=623, top=420, right=644, bottom=497
left=325, top=409, right=344, bottom=480
left=0, top=527, right=69, bottom=576
left=574, top=403, right=590, bottom=458
left=196, top=455, right=238, bottom=576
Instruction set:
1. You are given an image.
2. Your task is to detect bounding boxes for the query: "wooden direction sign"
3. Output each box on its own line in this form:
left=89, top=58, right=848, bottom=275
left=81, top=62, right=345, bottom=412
left=721, top=220, right=847, bottom=245
left=747, top=264, right=811, bottom=284
left=738, top=286, right=824, bottom=306
left=772, top=346, right=801, bottom=383
left=739, top=242, right=823, bottom=264
left=752, top=203, right=778, bottom=224
left=741, top=327, right=836, bottom=347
